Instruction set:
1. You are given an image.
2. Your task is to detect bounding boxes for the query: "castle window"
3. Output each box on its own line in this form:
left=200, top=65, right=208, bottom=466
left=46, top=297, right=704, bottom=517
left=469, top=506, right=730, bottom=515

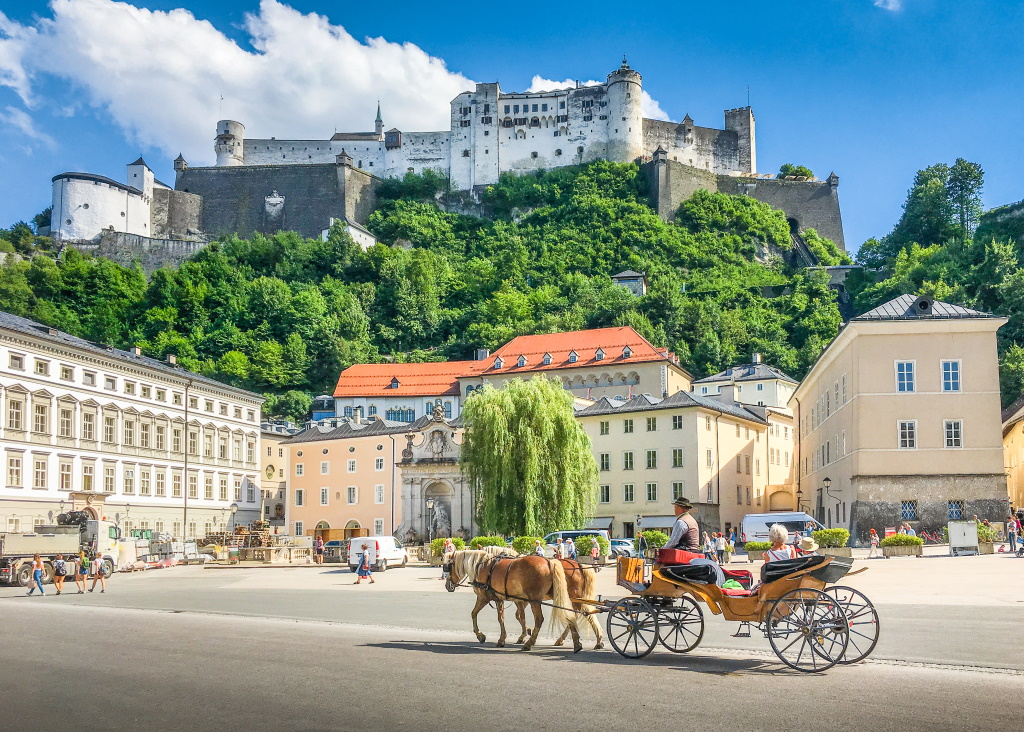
left=358, top=160, right=362, bottom=167
left=483, top=104, right=490, bottom=114
left=460, top=120, right=470, bottom=127
left=481, top=116, right=492, bottom=124
left=541, top=103, right=548, bottom=112
left=622, top=346, right=633, bottom=358
left=502, top=118, right=513, bottom=128
left=584, top=115, right=593, bottom=122
left=582, top=100, right=593, bottom=108
left=462, top=150, right=470, bottom=157
left=484, top=131, right=489, bottom=136
left=121, top=212, right=125, bottom=217
left=530, top=117, right=540, bottom=128
left=531, top=152, right=538, bottom=158
left=560, top=101, right=565, bottom=109
left=599, top=115, right=607, bottom=120
left=83, top=203, right=89, bottom=209
left=555, top=149, right=562, bottom=156
left=577, top=147, right=584, bottom=154
left=513, top=105, right=519, bottom=114
left=504, top=105, right=510, bottom=114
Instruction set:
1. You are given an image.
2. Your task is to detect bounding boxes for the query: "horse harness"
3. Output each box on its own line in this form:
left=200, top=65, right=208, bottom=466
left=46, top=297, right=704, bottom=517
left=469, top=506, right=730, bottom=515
left=468, top=554, right=589, bottom=614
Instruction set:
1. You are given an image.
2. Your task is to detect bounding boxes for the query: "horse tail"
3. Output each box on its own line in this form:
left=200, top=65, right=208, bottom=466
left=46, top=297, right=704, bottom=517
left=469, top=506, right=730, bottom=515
left=547, top=558, right=574, bottom=636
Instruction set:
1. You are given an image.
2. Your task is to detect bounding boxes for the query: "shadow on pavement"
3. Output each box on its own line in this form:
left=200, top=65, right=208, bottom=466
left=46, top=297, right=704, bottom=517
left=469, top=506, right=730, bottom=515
left=364, top=640, right=782, bottom=676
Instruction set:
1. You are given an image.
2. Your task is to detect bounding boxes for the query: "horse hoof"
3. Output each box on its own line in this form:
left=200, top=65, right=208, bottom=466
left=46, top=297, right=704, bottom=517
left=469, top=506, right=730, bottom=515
left=476, top=634, right=486, bottom=643
left=496, top=641, right=505, bottom=648
left=554, top=640, right=564, bottom=647
left=595, top=642, right=605, bottom=650
left=574, top=645, right=583, bottom=654
left=521, top=644, right=534, bottom=652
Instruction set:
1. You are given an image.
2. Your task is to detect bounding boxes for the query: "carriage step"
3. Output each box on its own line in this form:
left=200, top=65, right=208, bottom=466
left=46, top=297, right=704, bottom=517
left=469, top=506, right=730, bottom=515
left=732, top=623, right=752, bottom=638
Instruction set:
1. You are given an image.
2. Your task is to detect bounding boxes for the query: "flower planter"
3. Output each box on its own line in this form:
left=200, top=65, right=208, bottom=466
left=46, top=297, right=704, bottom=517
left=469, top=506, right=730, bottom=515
left=978, top=542, right=995, bottom=555
left=882, top=544, right=923, bottom=558
left=747, top=552, right=762, bottom=564
left=819, top=547, right=852, bottom=558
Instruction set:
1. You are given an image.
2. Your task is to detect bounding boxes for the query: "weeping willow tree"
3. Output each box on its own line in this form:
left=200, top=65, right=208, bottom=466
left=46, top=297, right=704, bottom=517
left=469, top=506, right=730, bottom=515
left=461, top=376, right=598, bottom=536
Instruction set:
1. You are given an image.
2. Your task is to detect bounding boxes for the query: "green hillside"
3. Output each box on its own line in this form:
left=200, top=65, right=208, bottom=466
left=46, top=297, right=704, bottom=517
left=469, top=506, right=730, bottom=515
left=0, top=161, right=850, bottom=419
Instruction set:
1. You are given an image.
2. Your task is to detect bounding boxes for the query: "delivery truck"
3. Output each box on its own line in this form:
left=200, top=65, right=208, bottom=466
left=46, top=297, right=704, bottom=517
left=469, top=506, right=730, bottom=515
left=0, top=511, right=121, bottom=586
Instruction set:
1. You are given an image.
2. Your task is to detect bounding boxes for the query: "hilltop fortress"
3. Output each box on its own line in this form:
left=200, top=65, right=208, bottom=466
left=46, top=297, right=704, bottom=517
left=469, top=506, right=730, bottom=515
left=50, top=59, right=844, bottom=270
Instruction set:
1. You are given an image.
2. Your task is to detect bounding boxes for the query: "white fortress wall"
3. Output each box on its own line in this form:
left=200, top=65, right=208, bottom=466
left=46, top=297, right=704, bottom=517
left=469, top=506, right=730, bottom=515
left=243, top=139, right=339, bottom=166
left=51, top=175, right=151, bottom=242
left=381, top=131, right=451, bottom=179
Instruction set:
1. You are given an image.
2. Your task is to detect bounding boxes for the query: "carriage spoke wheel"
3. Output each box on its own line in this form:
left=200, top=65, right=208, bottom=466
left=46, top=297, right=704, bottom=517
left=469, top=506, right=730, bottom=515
left=767, top=588, right=849, bottom=673
left=823, top=585, right=879, bottom=664
left=656, top=597, right=705, bottom=653
left=606, top=598, right=659, bottom=659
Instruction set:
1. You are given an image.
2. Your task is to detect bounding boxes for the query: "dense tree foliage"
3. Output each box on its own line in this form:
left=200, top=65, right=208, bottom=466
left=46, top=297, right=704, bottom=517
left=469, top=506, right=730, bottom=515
left=461, top=377, right=597, bottom=535
left=0, top=162, right=847, bottom=419
left=778, top=163, right=814, bottom=179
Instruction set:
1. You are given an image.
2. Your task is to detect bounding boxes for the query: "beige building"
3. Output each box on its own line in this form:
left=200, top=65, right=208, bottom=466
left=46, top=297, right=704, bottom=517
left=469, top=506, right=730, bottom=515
left=690, top=354, right=798, bottom=409
left=791, top=294, right=1008, bottom=542
left=1001, top=399, right=1024, bottom=511
left=260, top=423, right=299, bottom=530
left=576, top=389, right=795, bottom=539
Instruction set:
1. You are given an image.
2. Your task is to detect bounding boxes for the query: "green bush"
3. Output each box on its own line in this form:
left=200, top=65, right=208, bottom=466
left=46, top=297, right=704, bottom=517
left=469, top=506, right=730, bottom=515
left=744, top=541, right=771, bottom=553
left=512, top=536, right=543, bottom=556
left=574, top=534, right=610, bottom=556
left=469, top=535, right=507, bottom=550
left=634, top=530, right=670, bottom=552
left=976, top=522, right=998, bottom=543
left=429, top=537, right=465, bottom=557
left=812, top=528, right=850, bottom=548
left=879, top=534, right=924, bottom=547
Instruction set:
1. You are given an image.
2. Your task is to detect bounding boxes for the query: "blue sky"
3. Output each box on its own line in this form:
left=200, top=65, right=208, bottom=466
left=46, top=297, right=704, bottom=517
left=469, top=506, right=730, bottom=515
left=2, top=0, right=1022, bottom=251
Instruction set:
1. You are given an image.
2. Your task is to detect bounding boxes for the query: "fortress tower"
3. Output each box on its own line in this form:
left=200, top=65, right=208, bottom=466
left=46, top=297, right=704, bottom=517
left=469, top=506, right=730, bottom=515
left=605, top=57, right=644, bottom=163
left=374, top=102, right=383, bottom=137
left=215, top=120, right=245, bottom=167
left=724, top=107, right=756, bottom=174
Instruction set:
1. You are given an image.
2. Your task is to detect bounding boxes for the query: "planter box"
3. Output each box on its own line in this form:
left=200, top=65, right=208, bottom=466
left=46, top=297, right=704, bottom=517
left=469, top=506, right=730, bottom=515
left=819, top=547, right=853, bottom=558
left=747, top=552, right=762, bottom=564
left=978, top=543, right=995, bottom=555
left=882, top=544, right=923, bottom=558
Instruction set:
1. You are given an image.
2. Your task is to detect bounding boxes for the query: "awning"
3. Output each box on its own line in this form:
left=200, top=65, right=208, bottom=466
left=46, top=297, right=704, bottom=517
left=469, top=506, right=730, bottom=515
left=636, top=515, right=676, bottom=530
left=584, top=517, right=614, bottom=531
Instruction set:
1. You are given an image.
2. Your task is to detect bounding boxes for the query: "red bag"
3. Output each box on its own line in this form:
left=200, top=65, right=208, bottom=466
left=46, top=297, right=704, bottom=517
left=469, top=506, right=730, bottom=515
left=656, top=548, right=703, bottom=565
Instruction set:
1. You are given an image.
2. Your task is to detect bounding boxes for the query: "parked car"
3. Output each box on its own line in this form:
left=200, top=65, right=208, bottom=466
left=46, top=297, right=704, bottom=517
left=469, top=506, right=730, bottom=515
left=609, top=538, right=637, bottom=558
left=740, top=512, right=825, bottom=545
left=347, top=536, right=409, bottom=572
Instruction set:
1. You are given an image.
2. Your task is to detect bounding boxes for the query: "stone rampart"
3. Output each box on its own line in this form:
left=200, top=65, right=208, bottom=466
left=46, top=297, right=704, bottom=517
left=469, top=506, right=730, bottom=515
left=71, top=231, right=208, bottom=273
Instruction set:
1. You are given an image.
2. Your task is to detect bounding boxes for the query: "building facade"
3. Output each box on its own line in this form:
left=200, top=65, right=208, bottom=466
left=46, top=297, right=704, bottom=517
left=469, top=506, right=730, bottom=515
left=792, top=295, right=1009, bottom=542
left=691, top=355, right=798, bottom=408
left=0, top=311, right=263, bottom=540
left=260, top=422, right=299, bottom=529
left=1001, top=399, right=1024, bottom=512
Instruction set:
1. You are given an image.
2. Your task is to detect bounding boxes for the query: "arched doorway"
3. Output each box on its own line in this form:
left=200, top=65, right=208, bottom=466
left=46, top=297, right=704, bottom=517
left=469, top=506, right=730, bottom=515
left=344, top=519, right=362, bottom=539
left=424, top=481, right=454, bottom=540
left=315, top=521, right=330, bottom=530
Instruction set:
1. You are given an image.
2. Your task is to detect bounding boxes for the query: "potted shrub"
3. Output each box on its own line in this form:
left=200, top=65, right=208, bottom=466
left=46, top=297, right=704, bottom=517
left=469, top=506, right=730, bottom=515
left=428, top=537, right=465, bottom=565
left=575, top=534, right=611, bottom=565
left=469, top=535, right=507, bottom=550
left=976, top=522, right=997, bottom=554
left=812, top=528, right=852, bottom=557
left=634, top=530, right=670, bottom=559
left=512, top=536, right=543, bottom=556
left=744, top=541, right=771, bottom=562
left=880, top=533, right=924, bottom=558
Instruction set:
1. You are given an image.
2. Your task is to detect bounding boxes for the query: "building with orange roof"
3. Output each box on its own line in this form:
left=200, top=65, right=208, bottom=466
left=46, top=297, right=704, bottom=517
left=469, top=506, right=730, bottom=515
left=332, top=361, right=474, bottom=424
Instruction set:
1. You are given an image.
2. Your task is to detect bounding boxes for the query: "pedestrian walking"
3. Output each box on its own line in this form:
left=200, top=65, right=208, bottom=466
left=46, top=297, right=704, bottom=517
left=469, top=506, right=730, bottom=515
left=52, top=554, right=68, bottom=595
left=867, top=528, right=881, bottom=559
left=440, top=538, right=455, bottom=581
left=590, top=540, right=600, bottom=566
left=702, top=532, right=714, bottom=560
left=26, top=553, right=45, bottom=596
left=715, top=533, right=726, bottom=564
left=315, top=536, right=325, bottom=565
left=1006, top=515, right=1019, bottom=553
left=88, top=553, right=106, bottom=593
left=566, top=538, right=577, bottom=560
left=74, top=550, right=88, bottom=593
left=353, top=543, right=375, bottom=584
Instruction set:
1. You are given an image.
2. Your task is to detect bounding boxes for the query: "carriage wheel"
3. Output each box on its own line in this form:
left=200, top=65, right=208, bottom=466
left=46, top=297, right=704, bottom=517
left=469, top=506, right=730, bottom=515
left=823, top=586, right=879, bottom=664
left=767, top=588, right=849, bottom=673
left=606, top=597, right=659, bottom=659
left=656, top=597, right=704, bottom=653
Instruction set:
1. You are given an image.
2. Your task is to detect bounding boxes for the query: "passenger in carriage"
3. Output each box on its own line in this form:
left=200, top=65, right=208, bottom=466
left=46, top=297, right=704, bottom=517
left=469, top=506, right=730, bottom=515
left=664, top=498, right=700, bottom=552
left=762, top=524, right=797, bottom=563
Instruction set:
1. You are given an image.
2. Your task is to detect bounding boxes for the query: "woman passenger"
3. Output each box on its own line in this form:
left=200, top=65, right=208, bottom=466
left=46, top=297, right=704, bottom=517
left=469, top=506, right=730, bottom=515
left=762, top=524, right=797, bottom=562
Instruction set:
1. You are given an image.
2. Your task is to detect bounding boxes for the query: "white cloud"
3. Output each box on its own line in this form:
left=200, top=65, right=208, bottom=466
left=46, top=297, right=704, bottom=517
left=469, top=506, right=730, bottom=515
left=0, top=105, right=55, bottom=149
left=874, top=0, right=901, bottom=10
left=527, top=75, right=671, bottom=121
left=0, top=0, right=474, bottom=163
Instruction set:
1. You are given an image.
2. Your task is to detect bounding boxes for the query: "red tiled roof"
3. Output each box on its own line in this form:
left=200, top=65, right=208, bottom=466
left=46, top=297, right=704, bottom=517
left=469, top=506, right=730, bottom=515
left=333, top=361, right=473, bottom=397
left=471, top=326, right=687, bottom=376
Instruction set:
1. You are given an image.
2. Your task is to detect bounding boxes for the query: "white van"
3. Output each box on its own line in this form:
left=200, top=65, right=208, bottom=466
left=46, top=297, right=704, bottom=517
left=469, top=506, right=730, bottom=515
left=740, top=513, right=826, bottom=545
left=347, top=536, right=408, bottom=572
left=541, top=529, right=611, bottom=557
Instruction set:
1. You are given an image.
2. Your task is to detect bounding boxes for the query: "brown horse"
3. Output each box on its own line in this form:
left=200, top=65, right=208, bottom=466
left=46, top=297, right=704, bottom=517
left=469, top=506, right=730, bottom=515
left=449, top=550, right=582, bottom=652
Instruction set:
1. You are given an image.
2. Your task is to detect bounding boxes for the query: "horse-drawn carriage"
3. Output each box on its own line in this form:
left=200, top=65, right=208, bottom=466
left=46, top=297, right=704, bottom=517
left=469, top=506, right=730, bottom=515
left=587, top=551, right=879, bottom=672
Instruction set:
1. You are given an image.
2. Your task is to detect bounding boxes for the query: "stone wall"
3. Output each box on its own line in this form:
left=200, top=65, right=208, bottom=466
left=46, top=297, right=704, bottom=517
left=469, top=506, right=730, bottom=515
left=73, top=230, right=208, bottom=273
left=849, top=473, right=1009, bottom=544
left=151, top=188, right=202, bottom=239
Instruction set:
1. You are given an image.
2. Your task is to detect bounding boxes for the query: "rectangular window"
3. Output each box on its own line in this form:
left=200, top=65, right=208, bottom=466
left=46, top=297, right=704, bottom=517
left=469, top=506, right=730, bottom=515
left=672, top=448, right=684, bottom=468
left=59, top=408, right=73, bottom=438
left=646, top=417, right=657, bottom=432
left=623, top=419, right=633, bottom=434
left=155, top=472, right=165, bottom=497
left=347, top=486, right=357, bottom=504
left=599, top=453, right=610, bottom=471
left=841, top=374, right=847, bottom=404
left=295, top=464, right=304, bottom=476
left=374, top=457, right=385, bottom=471
left=172, top=473, right=182, bottom=498
left=9, top=353, right=24, bottom=370
left=646, top=450, right=657, bottom=469
left=645, top=482, right=658, bottom=502
left=736, top=424, right=741, bottom=438
left=8, top=400, right=23, bottom=430
left=320, top=487, right=329, bottom=506
left=156, top=389, right=165, bottom=401
left=374, top=484, right=385, bottom=504
left=103, top=417, right=116, bottom=444
left=374, top=519, right=385, bottom=536
left=7, top=456, right=22, bottom=487
left=623, top=484, right=634, bottom=502
left=737, top=485, right=743, bottom=504
left=204, top=477, right=213, bottom=500
left=947, top=499, right=965, bottom=520
left=203, top=434, right=212, bottom=458
left=35, top=359, right=49, bottom=376
left=320, top=461, right=330, bottom=475
left=942, top=360, right=961, bottom=392
left=898, top=420, right=917, bottom=449
left=746, top=486, right=752, bottom=506
left=79, top=463, right=93, bottom=491
left=125, top=381, right=135, bottom=395
left=105, top=376, right=116, bottom=391
left=623, top=452, right=634, bottom=470
left=233, top=440, right=241, bottom=461
left=140, top=471, right=151, bottom=496
left=235, top=479, right=243, bottom=502
left=218, top=438, right=227, bottom=459
left=188, top=474, right=198, bottom=499
left=706, top=449, right=713, bottom=467
left=152, top=425, right=164, bottom=450
left=755, top=458, right=760, bottom=476
left=705, top=416, right=711, bottom=431
left=347, top=459, right=356, bottom=473
left=599, top=421, right=609, bottom=435
left=188, top=431, right=198, bottom=455
left=900, top=500, right=918, bottom=521
left=123, top=420, right=135, bottom=446
left=82, top=413, right=95, bottom=441
left=140, top=423, right=150, bottom=448
left=736, top=456, right=742, bottom=473
left=33, top=404, right=48, bottom=434
left=599, top=485, right=610, bottom=503
left=219, top=477, right=228, bottom=501
left=103, top=466, right=115, bottom=493
left=295, top=489, right=304, bottom=507
left=671, top=481, right=684, bottom=500
left=672, top=415, right=683, bottom=430
left=745, top=456, right=750, bottom=474
left=944, top=419, right=963, bottom=448
left=293, top=521, right=304, bottom=537
left=896, top=361, right=915, bottom=392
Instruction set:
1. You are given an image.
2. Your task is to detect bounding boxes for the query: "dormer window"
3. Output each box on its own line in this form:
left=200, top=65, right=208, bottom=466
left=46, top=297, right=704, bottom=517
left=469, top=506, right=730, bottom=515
left=389, top=377, right=400, bottom=389
left=595, top=348, right=605, bottom=361
left=517, top=355, right=527, bottom=368
left=494, top=357, right=504, bottom=369
left=568, top=351, right=578, bottom=364
left=542, top=353, right=552, bottom=366
left=622, top=346, right=633, bottom=358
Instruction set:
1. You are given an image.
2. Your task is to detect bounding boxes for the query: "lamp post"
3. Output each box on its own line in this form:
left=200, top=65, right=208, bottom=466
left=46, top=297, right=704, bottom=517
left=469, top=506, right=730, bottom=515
left=229, top=503, right=238, bottom=534
left=818, top=477, right=831, bottom=525
left=795, top=486, right=805, bottom=513
left=425, top=498, right=435, bottom=544
left=123, top=503, right=131, bottom=538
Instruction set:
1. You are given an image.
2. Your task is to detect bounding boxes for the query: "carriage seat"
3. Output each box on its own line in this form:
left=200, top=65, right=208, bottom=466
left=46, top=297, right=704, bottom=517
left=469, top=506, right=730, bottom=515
left=760, top=555, right=829, bottom=584
left=659, top=563, right=718, bottom=585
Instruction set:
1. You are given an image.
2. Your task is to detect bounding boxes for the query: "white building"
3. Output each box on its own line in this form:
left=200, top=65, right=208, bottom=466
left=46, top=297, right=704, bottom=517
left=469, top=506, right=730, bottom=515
left=51, top=158, right=160, bottom=243
left=0, top=311, right=264, bottom=540
left=691, top=355, right=798, bottom=409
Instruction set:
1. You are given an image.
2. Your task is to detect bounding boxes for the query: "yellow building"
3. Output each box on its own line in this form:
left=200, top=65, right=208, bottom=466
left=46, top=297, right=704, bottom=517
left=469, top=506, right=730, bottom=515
left=576, top=389, right=794, bottom=539
left=260, top=424, right=297, bottom=530
left=1001, top=399, right=1024, bottom=511
left=791, top=294, right=1008, bottom=542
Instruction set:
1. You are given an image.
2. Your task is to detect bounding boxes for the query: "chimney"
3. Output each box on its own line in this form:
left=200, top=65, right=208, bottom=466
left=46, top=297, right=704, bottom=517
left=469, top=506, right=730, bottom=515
left=752, top=353, right=762, bottom=364
left=132, top=346, right=142, bottom=356
left=475, top=348, right=491, bottom=361
left=714, top=383, right=737, bottom=404
left=167, top=354, right=177, bottom=365
left=353, top=407, right=363, bottom=425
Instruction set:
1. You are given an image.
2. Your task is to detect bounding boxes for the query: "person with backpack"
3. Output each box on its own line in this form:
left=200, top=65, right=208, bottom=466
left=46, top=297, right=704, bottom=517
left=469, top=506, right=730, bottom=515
left=88, top=553, right=106, bottom=593
left=74, top=550, right=88, bottom=593
left=52, top=554, right=68, bottom=595
left=25, top=554, right=45, bottom=596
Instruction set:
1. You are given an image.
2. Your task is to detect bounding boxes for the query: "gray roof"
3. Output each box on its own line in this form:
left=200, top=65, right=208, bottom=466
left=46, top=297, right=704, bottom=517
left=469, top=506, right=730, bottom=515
left=283, top=414, right=456, bottom=444
left=574, top=389, right=767, bottom=425
left=611, top=270, right=645, bottom=279
left=0, top=310, right=263, bottom=401
left=1002, top=395, right=1024, bottom=432
left=853, top=294, right=993, bottom=321
left=693, top=362, right=798, bottom=385
left=51, top=171, right=141, bottom=196
left=129, top=156, right=149, bottom=167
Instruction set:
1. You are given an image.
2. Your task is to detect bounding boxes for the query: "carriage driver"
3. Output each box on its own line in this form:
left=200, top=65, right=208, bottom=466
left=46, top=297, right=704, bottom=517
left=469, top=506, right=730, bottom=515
left=664, top=498, right=701, bottom=551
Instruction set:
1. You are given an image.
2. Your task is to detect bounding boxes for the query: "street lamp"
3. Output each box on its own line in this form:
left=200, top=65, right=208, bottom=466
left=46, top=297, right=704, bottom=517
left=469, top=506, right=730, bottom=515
left=818, top=477, right=831, bottom=525
left=229, top=503, right=238, bottom=533
left=425, top=498, right=435, bottom=543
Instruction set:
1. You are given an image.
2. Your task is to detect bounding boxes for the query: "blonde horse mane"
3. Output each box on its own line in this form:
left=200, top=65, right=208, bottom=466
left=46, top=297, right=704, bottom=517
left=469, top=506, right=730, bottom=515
left=451, top=550, right=495, bottom=586
left=479, top=544, right=519, bottom=557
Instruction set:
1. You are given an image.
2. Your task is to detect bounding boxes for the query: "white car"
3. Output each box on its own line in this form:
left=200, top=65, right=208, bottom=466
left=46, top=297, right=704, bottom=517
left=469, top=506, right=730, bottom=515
left=347, top=536, right=409, bottom=572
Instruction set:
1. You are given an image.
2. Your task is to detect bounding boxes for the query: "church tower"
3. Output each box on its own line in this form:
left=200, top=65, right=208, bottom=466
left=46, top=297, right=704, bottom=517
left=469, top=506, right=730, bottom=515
left=375, top=102, right=383, bottom=138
